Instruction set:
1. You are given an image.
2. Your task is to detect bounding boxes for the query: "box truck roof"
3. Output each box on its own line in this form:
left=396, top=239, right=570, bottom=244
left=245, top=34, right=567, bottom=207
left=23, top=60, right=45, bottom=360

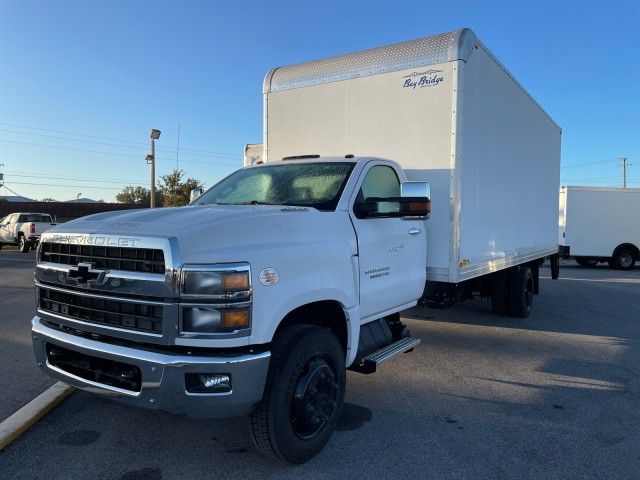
left=264, top=28, right=558, bottom=129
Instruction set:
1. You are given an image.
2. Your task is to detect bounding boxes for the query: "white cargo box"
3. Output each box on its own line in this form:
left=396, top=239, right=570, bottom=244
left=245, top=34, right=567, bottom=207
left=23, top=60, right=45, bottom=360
left=243, top=143, right=264, bottom=167
left=559, top=186, right=640, bottom=257
left=263, top=28, right=561, bottom=283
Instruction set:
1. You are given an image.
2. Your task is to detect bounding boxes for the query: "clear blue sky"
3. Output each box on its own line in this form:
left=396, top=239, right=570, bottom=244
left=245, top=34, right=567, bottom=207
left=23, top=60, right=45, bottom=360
left=1, top=0, right=638, bottom=201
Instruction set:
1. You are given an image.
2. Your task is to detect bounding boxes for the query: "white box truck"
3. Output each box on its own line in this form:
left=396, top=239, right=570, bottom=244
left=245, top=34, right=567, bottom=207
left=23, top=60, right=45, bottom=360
left=32, top=28, right=560, bottom=463
left=559, top=186, right=640, bottom=269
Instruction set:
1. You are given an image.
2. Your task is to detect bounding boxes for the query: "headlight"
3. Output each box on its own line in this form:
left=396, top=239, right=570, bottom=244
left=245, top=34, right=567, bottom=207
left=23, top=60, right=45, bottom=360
left=182, top=306, right=250, bottom=333
left=181, top=264, right=251, bottom=298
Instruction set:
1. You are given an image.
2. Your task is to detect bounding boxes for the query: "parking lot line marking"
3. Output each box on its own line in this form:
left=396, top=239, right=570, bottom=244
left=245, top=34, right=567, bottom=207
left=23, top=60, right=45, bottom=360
left=540, top=276, right=640, bottom=284
left=0, top=382, right=75, bottom=450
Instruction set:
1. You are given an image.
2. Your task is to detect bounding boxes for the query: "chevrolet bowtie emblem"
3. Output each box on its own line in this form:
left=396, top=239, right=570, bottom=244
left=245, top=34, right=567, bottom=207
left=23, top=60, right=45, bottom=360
left=67, top=262, right=104, bottom=286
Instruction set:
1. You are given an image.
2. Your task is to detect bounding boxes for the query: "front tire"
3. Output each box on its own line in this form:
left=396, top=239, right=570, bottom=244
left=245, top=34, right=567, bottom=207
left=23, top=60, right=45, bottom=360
left=18, top=236, right=30, bottom=253
left=250, top=325, right=346, bottom=464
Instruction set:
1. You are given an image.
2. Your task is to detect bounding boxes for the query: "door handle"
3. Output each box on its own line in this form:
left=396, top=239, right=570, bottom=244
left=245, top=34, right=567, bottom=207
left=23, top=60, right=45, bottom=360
left=409, top=228, right=421, bottom=235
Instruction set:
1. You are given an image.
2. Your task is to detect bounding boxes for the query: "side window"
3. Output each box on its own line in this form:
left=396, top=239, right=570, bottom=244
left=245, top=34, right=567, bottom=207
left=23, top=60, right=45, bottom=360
left=359, top=165, right=400, bottom=199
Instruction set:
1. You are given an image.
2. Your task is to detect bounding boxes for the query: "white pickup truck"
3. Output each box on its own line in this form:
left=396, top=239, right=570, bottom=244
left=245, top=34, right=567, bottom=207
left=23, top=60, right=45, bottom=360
left=0, top=212, right=56, bottom=252
left=32, top=29, right=560, bottom=463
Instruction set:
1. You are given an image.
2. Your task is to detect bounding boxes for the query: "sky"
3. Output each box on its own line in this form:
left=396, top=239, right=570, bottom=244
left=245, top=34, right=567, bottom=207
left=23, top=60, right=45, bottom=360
left=0, top=0, right=638, bottom=202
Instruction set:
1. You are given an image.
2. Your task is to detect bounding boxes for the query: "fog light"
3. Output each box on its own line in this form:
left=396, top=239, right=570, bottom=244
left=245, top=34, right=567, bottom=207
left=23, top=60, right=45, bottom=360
left=185, top=373, right=231, bottom=393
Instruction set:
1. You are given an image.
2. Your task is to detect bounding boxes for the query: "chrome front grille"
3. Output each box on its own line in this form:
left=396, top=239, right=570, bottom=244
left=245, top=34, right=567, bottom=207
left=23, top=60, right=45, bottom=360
left=39, top=285, right=164, bottom=334
left=40, top=242, right=165, bottom=274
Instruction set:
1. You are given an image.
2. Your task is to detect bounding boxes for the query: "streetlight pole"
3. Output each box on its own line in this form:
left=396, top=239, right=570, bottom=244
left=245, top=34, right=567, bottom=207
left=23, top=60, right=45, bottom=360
left=147, top=129, right=161, bottom=208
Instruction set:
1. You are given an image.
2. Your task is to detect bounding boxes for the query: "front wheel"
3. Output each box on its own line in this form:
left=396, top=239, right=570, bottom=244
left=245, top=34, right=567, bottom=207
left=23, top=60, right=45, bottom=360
left=250, top=325, right=346, bottom=464
left=18, top=236, right=30, bottom=253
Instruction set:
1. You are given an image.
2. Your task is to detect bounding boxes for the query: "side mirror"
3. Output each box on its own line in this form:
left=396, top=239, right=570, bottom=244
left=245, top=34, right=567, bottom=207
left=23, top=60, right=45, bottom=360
left=190, top=187, right=204, bottom=203
left=400, top=181, right=431, bottom=219
left=354, top=181, right=430, bottom=220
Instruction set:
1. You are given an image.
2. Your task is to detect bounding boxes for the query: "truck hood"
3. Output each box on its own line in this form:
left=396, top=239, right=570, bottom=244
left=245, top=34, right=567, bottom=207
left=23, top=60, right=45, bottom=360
left=46, top=205, right=357, bottom=263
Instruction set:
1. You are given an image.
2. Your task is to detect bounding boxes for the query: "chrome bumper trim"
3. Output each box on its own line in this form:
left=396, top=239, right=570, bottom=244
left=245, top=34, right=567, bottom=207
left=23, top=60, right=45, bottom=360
left=32, top=316, right=270, bottom=418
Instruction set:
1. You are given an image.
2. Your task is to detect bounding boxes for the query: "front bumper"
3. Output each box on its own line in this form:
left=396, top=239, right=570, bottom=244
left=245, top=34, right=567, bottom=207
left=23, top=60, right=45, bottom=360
left=32, top=316, right=270, bottom=418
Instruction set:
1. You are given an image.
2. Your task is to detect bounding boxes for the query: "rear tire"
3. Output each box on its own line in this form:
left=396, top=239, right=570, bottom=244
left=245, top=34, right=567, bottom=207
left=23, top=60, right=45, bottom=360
left=575, top=257, right=598, bottom=268
left=612, top=249, right=636, bottom=270
left=509, top=266, right=534, bottom=318
left=249, top=325, right=346, bottom=464
left=18, top=235, right=30, bottom=253
left=490, top=273, right=508, bottom=315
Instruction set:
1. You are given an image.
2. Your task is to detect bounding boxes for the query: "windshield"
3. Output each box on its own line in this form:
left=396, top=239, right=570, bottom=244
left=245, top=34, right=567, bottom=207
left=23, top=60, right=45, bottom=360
left=193, top=162, right=355, bottom=211
left=18, top=214, right=52, bottom=223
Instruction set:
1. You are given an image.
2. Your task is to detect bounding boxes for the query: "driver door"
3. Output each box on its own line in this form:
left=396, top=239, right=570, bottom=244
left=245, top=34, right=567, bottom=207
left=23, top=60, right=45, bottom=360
left=349, top=163, right=427, bottom=321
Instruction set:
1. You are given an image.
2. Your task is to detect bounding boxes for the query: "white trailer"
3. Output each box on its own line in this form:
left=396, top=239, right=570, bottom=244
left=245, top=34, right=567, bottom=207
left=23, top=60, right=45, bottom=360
left=559, top=186, right=640, bottom=269
left=264, top=28, right=562, bottom=306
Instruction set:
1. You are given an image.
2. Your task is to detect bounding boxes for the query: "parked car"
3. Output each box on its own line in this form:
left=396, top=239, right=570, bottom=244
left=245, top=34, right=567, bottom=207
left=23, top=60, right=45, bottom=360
left=0, top=212, right=56, bottom=252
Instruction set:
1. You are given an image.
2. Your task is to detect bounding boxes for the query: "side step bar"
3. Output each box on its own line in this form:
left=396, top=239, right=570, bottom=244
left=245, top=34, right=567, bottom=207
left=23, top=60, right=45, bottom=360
left=351, top=336, right=421, bottom=374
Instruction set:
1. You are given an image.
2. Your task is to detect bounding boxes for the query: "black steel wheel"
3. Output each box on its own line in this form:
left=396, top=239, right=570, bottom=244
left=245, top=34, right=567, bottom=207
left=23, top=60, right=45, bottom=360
left=612, top=249, right=636, bottom=270
left=291, top=357, right=339, bottom=440
left=250, top=324, right=345, bottom=464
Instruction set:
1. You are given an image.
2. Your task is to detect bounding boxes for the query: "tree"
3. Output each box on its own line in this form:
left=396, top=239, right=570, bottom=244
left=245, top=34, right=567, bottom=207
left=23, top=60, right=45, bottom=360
left=115, top=170, right=202, bottom=207
left=116, top=186, right=162, bottom=206
left=41, top=198, right=58, bottom=202
left=158, top=169, right=204, bottom=207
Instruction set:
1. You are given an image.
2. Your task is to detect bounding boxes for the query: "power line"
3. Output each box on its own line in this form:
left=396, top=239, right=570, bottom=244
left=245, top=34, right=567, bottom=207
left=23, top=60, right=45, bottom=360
left=5, top=181, right=128, bottom=191
left=0, top=138, right=240, bottom=166
left=4, top=169, right=146, bottom=184
left=561, top=158, right=619, bottom=169
left=0, top=121, right=240, bottom=158
left=1, top=183, right=29, bottom=197
left=6, top=173, right=146, bottom=186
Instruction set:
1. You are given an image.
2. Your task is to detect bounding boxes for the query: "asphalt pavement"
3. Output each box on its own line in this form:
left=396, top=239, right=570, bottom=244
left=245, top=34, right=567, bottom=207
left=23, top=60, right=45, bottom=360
left=0, top=257, right=639, bottom=479
left=0, top=250, right=54, bottom=422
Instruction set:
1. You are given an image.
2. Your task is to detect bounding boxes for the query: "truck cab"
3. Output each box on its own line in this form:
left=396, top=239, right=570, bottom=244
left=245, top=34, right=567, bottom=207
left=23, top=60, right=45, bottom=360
left=32, top=156, right=429, bottom=463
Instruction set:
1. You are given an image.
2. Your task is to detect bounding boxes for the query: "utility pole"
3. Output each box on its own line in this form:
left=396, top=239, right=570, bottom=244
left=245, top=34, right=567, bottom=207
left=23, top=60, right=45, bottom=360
left=621, top=157, right=628, bottom=188
left=146, top=129, right=161, bottom=208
